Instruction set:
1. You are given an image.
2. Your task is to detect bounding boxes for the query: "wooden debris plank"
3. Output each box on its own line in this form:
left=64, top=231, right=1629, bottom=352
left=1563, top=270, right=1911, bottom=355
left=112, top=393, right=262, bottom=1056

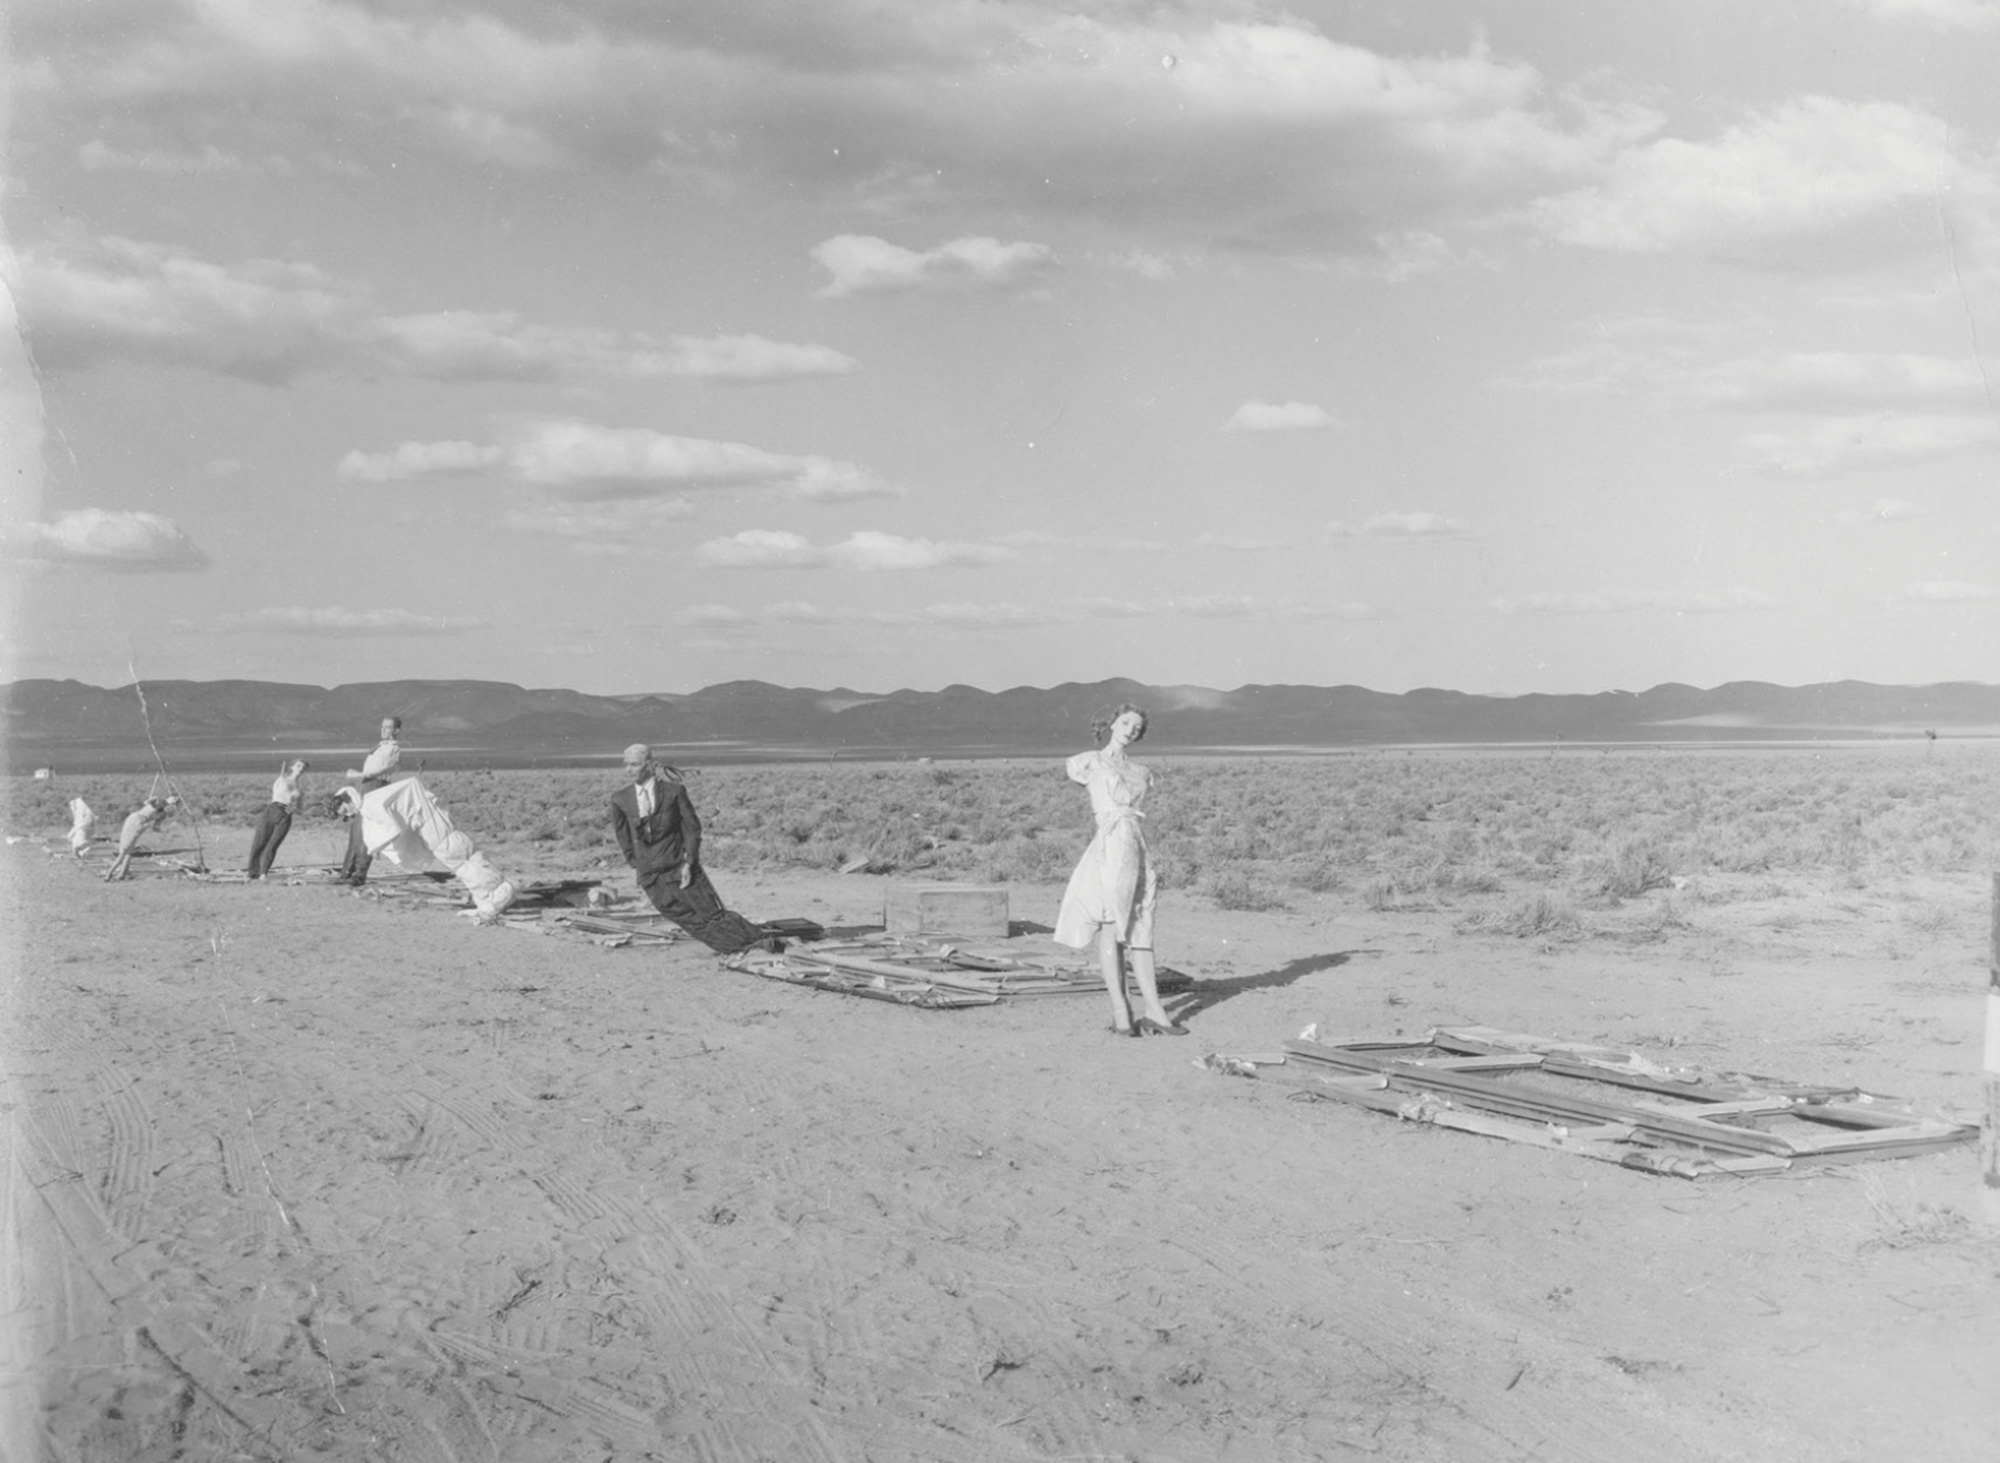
left=1628, top=1096, right=1797, bottom=1119
left=1285, top=1030, right=1973, bottom=1169
left=1766, top=1120, right=1976, bottom=1155
left=1436, top=1027, right=1856, bottom=1105
left=790, top=950, right=1036, bottom=995
left=1283, top=1041, right=1797, bottom=1157
left=1789, top=1099, right=1954, bottom=1130
left=1261, top=1064, right=1770, bottom=1179
left=1408, top=1054, right=1545, bottom=1073
left=553, top=913, right=676, bottom=943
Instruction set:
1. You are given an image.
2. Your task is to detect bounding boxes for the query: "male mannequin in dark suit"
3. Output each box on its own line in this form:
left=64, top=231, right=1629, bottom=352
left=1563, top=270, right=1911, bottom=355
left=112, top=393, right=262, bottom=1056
left=610, top=743, right=780, bottom=955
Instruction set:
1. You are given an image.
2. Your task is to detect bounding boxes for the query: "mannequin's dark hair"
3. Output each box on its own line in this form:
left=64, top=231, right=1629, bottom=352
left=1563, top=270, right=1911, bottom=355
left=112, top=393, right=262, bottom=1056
left=1090, top=703, right=1148, bottom=744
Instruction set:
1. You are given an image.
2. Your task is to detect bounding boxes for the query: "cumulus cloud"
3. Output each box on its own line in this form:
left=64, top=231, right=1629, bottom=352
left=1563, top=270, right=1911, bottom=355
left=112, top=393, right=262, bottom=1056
left=1102, top=250, right=1177, bottom=281
left=1522, top=342, right=1990, bottom=415
left=79, top=139, right=267, bottom=174
left=674, top=599, right=1053, bottom=629
left=1529, top=97, right=1987, bottom=268
left=1686, top=353, right=1989, bottom=413
left=1069, top=594, right=1378, bottom=620
left=500, top=498, right=697, bottom=551
left=1747, top=413, right=2000, bottom=477
left=338, top=440, right=503, bottom=482
left=1195, top=533, right=1292, bottom=551
left=192, top=606, right=485, bottom=635
left=4, top=509, right=207, bottom=571
left=646, top=333, right=859, bottom=381
left=18, top=234, right=855, bottom=384
left=696, top=529, right=1014, bottom=570
left=811, top=235, right=1058, bottom=297
left=1896, top=579, right=1996, bottom=601
left=1494, top=588, right=1778, bottom=615
left=1325, top=511, right=1469, bottom=539
left=15, top=3, right=1668, bottom=256
left=340, top=419, right=898, bottom=502
left=1836, top=496, right=1928, bottom=524
left=1223, top=401, right=1333, bottom=432
left=1839, top=0, right=2000, bottom=25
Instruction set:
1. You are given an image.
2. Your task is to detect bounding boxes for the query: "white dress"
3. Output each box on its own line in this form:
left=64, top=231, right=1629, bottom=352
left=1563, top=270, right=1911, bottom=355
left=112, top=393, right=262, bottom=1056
left=1053, top=749, right=1156, bottom=950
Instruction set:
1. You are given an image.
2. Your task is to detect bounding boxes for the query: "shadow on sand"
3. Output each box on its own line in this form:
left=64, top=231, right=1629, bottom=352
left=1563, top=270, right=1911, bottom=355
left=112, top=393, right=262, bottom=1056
left=1172, top=949, right=1377, bottom=1021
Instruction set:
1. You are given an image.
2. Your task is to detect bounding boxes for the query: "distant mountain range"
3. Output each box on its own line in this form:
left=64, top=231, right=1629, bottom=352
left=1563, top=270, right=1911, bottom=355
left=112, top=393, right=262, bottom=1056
left=5, top=677, right=1998, bottom=768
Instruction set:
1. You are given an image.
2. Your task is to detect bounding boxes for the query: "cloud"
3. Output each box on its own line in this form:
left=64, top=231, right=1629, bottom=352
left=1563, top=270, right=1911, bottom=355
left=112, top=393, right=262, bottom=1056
left=501, top=498, right=697, bottom=551
left=647, top=333, right=859, bottom=381
left=79, top=139, right=268, bottom=174
left=1747, top=413, right=2000, bottom=477
left=1325, top=511, right=1469, bottom=539
left=811, top=235, right=1058, bottom=297
left=1069, top=594, right=1379, bottom=620
left=4, top=509, right=207, bottom=571
left=1510, top=338, right=1997, bottom=429
left=1195, top=533, right=1292, bottom=552
left=19, top=4, right=1662, bottom=256
left=1839, top=0, right=2000, bottom=26
left=1494, top=588, right=1778, bottom=615
left=190, top=606, right=485, bottom=635
left=1223, top=401, right=1333, bottom=433
left=1102, top=250, right=1177, bottom=281
left=341, top=419, right=898, bottom=502
left=1835, top=496, right=1928, bottom=524
left=1529, top=97, right=1987, bottom=268
left=338, top=440, right=503, bottom=482
left=696, top=529, right=1015, bottom=570
left=674, top=599, right=1054, bottom=629
left=18, top=233, right=855, bottom=385
left=1896, top=580, right=1996, bottom=601
left=1685, top=353, right=1989, bottom=413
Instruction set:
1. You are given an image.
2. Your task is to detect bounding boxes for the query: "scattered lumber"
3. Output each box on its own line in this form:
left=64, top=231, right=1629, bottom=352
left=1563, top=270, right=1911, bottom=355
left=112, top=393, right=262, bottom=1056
left=1204, top=1025, right=1975, bottom=1178
left=730, top=931, right=1193, bottom=1007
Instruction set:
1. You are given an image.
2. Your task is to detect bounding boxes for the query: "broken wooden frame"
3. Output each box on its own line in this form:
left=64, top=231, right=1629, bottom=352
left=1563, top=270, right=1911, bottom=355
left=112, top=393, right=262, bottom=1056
left=1229, top=1025, right=1976, bottom=1178
left=731, top=933, right=1193, bottom=1009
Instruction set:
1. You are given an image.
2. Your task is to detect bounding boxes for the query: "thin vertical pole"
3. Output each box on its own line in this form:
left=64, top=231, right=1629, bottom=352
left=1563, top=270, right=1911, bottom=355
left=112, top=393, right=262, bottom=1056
left=1985, top=872, right=2000, bottom=1223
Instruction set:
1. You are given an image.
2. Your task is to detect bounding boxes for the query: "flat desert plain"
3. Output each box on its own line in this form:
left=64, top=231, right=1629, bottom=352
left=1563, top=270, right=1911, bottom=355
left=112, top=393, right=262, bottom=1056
left=4, top=754, right=1999, bottom=1462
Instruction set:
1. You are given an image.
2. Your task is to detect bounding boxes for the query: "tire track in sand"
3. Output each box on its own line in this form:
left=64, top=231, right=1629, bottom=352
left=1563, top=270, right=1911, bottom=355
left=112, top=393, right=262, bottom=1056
left=9, top=1103, right=306, bottom=1461
left=408, top=1054, right=853, bottom=1462
left=17, top=1015, right=157, bottom=1244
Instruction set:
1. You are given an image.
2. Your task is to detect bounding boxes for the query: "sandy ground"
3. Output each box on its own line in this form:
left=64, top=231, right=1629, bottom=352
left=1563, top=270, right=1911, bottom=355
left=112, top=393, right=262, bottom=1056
left=3, top=819, right=1998, bottom=1463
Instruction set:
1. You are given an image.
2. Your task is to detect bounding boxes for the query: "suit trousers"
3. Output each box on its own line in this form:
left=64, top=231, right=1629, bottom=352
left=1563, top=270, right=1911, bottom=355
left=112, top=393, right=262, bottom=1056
left=340, top=777, right=388, bottom=881
left=640, top=868, right=769, bottom=954
left=247, top=803, right=292, bottom=879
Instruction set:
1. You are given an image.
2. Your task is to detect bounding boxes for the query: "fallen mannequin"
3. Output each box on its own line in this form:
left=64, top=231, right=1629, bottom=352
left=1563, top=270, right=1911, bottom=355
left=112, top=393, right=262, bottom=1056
left=356, top=776, right=516, bottom=923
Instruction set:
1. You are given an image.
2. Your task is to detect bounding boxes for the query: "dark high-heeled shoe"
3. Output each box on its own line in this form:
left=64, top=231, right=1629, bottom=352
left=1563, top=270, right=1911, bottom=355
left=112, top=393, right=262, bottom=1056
left=1135, top=1016, right=1189, bottom=1037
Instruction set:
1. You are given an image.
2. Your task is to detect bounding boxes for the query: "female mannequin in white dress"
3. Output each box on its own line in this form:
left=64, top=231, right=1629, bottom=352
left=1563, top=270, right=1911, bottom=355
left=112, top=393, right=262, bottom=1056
left=1054, top=705, right=1186, bottom=1036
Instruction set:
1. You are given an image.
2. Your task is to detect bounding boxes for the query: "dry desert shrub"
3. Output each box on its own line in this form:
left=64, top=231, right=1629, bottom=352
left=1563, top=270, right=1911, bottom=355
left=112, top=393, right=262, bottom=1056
left=15, top=747, right=2000, bottom=933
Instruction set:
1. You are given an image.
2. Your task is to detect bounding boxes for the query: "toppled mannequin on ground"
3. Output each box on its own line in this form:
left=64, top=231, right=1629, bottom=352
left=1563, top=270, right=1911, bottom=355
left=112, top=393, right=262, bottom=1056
left=354, top=776, right=516, bottom=923
left=609, top=743, right=782, bottom=956
left=104, top=795, right=178, bottom=882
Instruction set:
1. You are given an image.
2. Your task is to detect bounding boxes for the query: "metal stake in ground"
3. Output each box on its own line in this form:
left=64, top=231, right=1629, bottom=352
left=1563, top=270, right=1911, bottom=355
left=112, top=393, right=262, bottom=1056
left=1985, top=872, right=2000, bottom=1224
left=128, top=657, right=207, bottom=873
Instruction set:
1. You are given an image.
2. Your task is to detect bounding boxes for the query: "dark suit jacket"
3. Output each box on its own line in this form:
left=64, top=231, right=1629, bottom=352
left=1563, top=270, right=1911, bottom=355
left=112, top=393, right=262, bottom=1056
left=609, top=775, right=702, bottom=887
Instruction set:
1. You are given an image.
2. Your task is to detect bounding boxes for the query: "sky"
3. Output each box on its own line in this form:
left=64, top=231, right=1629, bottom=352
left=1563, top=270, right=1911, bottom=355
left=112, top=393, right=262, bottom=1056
left=2, top=0, right=1998, bottom=698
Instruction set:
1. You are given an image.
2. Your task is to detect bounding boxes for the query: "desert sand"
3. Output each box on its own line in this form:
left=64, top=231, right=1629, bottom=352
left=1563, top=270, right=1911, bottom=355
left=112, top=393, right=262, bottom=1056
left=4, top=814, right=1997, bottom=1462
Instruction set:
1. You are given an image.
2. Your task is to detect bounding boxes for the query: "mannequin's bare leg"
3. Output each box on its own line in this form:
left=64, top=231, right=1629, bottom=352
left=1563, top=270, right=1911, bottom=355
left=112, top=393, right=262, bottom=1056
left=1098, top=928, right=1133, bottom=1031
left=1128, top=947, right=1174, bottom=1026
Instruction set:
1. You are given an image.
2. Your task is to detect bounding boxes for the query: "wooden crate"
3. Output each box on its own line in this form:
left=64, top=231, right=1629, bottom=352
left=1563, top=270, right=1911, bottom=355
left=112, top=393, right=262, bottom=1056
left=883, top=883, right=1009, bottom=938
